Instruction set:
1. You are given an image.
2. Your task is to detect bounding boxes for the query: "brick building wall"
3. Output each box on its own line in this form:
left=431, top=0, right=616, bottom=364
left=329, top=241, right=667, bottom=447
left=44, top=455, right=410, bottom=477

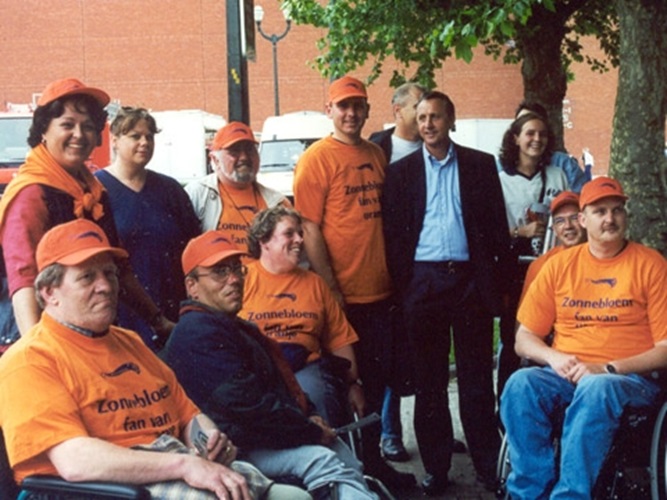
left=1, top=0, right=615, bottom=174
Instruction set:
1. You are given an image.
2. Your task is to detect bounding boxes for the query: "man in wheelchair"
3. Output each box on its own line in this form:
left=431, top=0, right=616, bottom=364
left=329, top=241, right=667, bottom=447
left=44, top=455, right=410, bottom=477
left=500, top=177, right=667, bottom=499
left=163, top=231, right=379, bottom=499
left=0, top=219, right=308, bottom=499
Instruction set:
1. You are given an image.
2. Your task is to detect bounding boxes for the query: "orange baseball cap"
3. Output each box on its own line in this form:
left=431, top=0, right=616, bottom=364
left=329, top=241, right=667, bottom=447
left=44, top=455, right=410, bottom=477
left=550, top=191, right=580, bottom=214
left=328, top=76, right=367, bottom=104
left=36, top=219, right=128, bottom=272
left=210, top=122, right=258, bottom=151
left=579, top=176, right=628, bottom=209
left=182, top=231, right=246, bottom=275
left=37, top=78, right=110, bottom=107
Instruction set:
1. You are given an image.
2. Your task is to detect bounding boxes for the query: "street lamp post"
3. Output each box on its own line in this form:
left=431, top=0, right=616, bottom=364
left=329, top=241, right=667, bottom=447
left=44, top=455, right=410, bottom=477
left=254, top=5, right=291, bottom=116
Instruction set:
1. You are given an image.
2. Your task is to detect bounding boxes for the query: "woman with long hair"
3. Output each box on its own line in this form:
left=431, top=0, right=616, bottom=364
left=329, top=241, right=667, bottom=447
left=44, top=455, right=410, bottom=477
left=496, top=111, right=569, bottom=400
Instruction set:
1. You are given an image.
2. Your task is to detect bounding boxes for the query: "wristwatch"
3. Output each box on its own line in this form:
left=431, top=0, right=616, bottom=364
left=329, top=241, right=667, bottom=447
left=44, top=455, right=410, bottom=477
left=605, top=363, right=617, bottom=374
left=349, top=378, right=363, bottom=387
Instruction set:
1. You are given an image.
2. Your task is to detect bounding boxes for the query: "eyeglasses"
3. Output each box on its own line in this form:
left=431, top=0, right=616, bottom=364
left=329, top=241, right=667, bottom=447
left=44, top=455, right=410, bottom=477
left=197, top=263, right=247, bottom=282
left=552, top=214, right=579, bottom=227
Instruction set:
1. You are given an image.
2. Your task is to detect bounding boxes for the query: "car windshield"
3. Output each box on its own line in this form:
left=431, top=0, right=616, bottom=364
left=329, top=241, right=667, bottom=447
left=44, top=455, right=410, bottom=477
left=0, top=117, right=31, bottom=168
left=259, top=139, right=316, bottom=171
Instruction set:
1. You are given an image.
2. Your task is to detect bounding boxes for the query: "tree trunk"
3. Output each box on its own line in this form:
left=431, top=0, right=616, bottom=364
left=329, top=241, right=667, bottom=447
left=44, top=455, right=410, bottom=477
left=519, top=5, right=569, bottom=152
left=610, top=0, right=667, bottom=255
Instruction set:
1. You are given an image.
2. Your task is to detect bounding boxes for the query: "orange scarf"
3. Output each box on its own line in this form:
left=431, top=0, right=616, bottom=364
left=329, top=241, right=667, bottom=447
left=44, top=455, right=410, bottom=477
left=0, top=144, right=105, bottom=228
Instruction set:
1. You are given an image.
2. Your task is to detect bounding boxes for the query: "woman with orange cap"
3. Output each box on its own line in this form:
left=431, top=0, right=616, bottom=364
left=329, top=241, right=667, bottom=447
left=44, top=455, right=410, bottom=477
left=0, top=78, right=171, bottom=349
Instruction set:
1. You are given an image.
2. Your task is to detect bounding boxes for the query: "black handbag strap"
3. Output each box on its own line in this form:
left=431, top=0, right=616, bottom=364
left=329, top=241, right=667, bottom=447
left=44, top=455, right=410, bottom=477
left=539, top=168, right=547, bottom=204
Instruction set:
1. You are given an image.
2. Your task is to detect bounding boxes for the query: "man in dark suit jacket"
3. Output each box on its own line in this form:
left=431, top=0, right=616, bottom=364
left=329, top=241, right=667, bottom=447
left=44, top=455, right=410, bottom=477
left=381, top=91, right=511, bottom=496
left=368, top=82, right=427, bottom=164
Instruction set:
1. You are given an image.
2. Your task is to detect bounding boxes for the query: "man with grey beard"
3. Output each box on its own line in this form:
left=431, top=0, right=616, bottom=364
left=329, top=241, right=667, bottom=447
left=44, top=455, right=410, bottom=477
left=185, top=122, right=290, bottom=253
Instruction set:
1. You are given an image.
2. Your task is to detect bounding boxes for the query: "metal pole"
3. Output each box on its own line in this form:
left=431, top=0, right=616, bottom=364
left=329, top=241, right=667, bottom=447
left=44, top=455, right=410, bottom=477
left=271, top=37, right=279, bottom=116
left=255, top=11, right=291, bottom=117
left=227, top=0, right=250, bottom=123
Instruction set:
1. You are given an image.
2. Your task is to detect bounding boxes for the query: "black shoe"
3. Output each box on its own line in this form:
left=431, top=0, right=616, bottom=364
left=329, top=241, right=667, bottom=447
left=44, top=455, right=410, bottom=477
left=453, top=438, right=467, bottom=454
left=381, top=438, right=410, bottom=462
left=421, top=473, right=451, bottom=496
left=365, top=460, right=416, bottom=491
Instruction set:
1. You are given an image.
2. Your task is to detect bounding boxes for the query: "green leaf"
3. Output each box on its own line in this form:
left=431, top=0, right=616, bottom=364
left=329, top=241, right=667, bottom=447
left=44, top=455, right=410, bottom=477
left=455, top=42, right=473, bottom=63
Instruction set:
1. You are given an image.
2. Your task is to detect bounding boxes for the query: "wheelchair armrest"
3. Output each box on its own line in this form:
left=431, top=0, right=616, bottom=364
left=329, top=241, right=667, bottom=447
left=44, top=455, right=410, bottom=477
left=21, top=474, right=151, bottom=499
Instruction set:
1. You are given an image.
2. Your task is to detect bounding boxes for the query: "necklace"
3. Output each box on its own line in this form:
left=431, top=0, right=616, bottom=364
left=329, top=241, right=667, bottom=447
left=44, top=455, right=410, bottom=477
left=219, top=182, right=261, bottom=226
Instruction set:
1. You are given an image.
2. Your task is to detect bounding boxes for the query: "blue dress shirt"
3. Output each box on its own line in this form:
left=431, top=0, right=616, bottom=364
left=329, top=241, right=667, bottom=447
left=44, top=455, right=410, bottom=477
left=414, top=143, right=470, bottom=262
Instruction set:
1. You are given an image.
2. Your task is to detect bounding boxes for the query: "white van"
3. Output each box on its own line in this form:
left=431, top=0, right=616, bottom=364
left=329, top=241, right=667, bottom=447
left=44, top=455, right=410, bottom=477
left=257, top=111, right=333, bottom=199
left=147, top=110, right=226, bottom=185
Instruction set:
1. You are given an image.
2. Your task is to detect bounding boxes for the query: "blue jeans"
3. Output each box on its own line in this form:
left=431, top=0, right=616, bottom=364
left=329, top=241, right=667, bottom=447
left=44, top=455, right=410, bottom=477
left=243, top=438, right=379, bottom=499
left=500, top=366, right=661, bottom=499
left=295, top=360, right=348, bottom=428
left=381, top=387, right=402, bottom=441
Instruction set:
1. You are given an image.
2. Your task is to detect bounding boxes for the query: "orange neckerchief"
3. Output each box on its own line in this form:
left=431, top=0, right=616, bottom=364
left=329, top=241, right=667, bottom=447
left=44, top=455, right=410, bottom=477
left=0, top=144, right=105, bottom=228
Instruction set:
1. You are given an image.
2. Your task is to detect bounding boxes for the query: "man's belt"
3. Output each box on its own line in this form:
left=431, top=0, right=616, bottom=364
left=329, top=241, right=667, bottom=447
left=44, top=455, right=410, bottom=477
left=415, top=260, right=470, bottom=273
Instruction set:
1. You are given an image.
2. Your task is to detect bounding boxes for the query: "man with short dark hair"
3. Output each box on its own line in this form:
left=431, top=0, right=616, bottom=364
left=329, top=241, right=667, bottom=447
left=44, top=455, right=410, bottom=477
left=164, top=231, right=379, bottom=499
left=382, top=90, right=510, bottom=495
left=501, top=177, right=667, bottom=499
left=293, top=75, right=415, bottom=491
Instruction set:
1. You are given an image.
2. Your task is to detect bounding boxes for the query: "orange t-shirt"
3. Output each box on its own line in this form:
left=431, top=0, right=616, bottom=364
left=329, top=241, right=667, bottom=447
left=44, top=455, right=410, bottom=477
left=217, top=181, right=269, bottom=254
left=293, top=136, right=391, bottom=304
left=240, top=261, right=358, bottom=363
left=518, top=242, right=667, bottom=363
left=518, top=246, right=566, bottom=305
left=0, top=313, right=199, bottom=483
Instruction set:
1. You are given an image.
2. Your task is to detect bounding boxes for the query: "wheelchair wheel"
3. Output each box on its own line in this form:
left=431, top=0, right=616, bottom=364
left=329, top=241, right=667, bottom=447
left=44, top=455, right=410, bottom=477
left=651, top=401, right=667, bottom=500
left=496, top=433, right=511, bottom=499
left=593, top=405, right=656, bottom=499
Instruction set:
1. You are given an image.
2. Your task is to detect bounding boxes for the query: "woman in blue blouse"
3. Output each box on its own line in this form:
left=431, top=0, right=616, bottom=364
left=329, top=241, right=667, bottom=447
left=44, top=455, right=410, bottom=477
left=96, top=107, right=200, bottom=350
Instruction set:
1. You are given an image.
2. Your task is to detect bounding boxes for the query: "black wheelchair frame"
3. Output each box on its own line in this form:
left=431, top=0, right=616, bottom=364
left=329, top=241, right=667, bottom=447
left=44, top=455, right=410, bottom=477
left=496, top=399, right=667, bottom=499
left=0, top=431, right=149, bottom=499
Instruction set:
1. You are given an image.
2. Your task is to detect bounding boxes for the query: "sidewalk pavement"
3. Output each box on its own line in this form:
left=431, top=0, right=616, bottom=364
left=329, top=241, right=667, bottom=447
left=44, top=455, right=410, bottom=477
left=387, top=378, right=498, bottom=500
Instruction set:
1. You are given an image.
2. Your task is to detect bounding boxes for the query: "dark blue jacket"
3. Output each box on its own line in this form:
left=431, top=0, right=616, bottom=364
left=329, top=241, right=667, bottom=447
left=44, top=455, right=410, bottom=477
left=164, top=301, right=323, bottom=451
left=368, top=127, right=395, bottom=164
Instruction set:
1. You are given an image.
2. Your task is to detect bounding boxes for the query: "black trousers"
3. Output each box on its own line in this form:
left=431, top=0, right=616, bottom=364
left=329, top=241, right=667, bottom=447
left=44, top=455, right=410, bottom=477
left=497, top=261, right=530, bottom=402
left=403, top=262, right=500, bottom=480
left=345, top=299, right=393, bottom=468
